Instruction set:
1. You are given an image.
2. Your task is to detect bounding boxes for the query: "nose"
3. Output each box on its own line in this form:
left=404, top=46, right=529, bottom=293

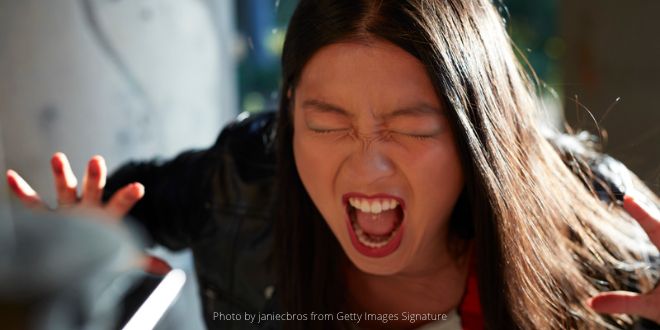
left=342, top=138, right=396, bottom=186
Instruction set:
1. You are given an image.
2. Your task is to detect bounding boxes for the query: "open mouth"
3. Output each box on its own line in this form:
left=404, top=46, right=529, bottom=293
left=343, top=194, right=405, bottom=258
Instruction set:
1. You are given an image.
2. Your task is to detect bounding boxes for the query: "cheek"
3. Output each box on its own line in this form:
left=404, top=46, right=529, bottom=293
left=405, top=142, right=464, bottom=229
left=293, top=132, right=339, bottom=211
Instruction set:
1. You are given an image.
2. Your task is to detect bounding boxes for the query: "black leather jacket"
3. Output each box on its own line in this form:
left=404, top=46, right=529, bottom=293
left=104, top=111, right=659, bottom=330
left=105, top=111, right=279, bottom=329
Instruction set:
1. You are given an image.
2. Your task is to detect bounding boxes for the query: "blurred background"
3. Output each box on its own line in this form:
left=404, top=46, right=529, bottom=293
left=0, top=0, right=658, bottom=328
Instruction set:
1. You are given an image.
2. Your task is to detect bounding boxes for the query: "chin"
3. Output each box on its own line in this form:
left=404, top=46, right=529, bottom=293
left=341, top=236, right=414, bottom=276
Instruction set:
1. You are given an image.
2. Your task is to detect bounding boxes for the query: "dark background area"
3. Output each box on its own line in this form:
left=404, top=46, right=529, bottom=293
left=234, top=0, right=658, bottom=193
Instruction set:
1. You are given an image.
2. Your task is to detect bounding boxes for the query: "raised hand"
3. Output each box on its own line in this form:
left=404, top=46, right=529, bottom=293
left=6, top=152, right=145, bottom=221
left=587, top=194, right=660, bottom=323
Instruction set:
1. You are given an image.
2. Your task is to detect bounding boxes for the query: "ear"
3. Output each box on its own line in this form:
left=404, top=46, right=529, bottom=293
left=287, top=87, right=293, bottom=99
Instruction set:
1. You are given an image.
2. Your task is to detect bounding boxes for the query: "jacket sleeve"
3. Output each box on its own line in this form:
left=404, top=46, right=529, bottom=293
left=102, top=138, right=223, bottom=251
left=102, top=111, right=278, bottom=251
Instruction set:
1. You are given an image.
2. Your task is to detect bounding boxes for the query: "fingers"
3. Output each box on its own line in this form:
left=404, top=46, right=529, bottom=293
left=81, top=155, right=107, bottom=206
left=588, top=290, right=660, bottom=323
left=624, top=194, right=660, bottom=248
left=140, top=255, right=172, bottom=276
left=104, top=182, right=144, bottom=219
left=51, top=152, right=78, bottom=206
left=8, top=155, right=134, bottom=222
left=6, top=169, right=46, bottom=209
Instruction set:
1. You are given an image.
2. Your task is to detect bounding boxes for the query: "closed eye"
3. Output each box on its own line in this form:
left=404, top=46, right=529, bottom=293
left=309, top=127, right=351, bottom=134
left=407, top=134, right=434, bottom=140
left=393, top=131, right=438, bottom=141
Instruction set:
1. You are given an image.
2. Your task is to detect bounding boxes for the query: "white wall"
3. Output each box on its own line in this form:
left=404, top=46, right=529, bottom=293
left=0, top=0, right=237, bottom=206
left=0, top=1, right=239, bottom=328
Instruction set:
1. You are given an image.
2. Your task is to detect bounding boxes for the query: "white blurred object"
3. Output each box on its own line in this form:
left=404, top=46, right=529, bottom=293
left=122, top=269, right=187, bottom=330
left=0, top=209, right=143, bottom=330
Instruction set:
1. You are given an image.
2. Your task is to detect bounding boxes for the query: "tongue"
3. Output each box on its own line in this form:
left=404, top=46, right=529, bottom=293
left=355, top=209, right=400, bottom=236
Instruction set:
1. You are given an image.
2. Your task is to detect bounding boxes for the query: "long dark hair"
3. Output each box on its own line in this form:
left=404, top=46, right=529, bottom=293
left=274, top=1, right=658, bottom=329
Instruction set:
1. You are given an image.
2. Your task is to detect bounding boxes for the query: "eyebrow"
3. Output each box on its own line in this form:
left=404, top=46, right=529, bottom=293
left=301, top=98, right=441, bottom=118
left=384, top=103, right=442, bottom=119
left=301, top=99, right=352, bottom=117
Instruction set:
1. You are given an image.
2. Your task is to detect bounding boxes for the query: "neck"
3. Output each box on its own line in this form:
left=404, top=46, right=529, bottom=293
left=343, top=240, right=472, bottom=330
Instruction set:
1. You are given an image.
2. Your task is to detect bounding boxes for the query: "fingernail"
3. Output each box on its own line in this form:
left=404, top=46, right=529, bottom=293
left=89, top=162, right=99, bottom=177
left=585, top=297, right=594, bottom=307
left=641, top=199, right=660, bottom=220
left=146, top=256, right=171, bottom=275
left=51, top=156, right=63, bottom=174
left=132, top=183, right=145, bottom=197
left=626, top=191, right=660, bottom=220
left=6, top=173, right=17, bottom=190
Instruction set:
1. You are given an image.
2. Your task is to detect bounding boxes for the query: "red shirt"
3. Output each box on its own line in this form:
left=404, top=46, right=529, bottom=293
left=457, top=248, right=484, bottom=330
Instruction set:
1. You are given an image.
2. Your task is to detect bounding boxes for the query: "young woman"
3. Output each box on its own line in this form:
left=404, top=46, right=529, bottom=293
left=7, top=0, right=660, bottom=329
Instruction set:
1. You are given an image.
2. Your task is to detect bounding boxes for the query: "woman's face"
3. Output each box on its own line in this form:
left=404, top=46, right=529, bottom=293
left=292, top=39, right=464, bottom=275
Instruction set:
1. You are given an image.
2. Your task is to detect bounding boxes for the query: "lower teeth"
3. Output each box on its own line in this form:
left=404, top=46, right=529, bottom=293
left=353, top=222, right=397, bottom=248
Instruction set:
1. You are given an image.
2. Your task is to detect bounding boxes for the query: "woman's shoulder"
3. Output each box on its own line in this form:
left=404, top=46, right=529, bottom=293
left=211, top=110, right=277, bottom=183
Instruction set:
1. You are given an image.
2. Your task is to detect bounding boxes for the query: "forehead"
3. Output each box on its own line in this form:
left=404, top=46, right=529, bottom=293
left=296, top=40, right=440, bottom=109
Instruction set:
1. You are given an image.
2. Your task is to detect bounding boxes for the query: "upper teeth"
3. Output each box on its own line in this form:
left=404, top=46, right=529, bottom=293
left=348, top=197, right=399, bottom=214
